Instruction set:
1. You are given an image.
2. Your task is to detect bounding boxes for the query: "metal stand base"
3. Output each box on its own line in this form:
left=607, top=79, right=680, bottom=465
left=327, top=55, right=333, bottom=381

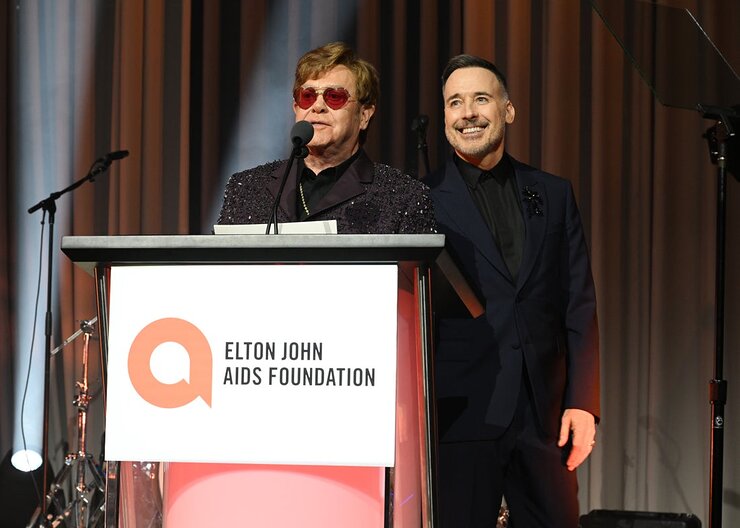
left=28, top=320, right=106, bottom=528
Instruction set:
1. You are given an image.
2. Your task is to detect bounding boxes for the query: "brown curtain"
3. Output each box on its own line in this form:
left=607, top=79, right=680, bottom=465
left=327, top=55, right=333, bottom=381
left=1, top=0, right=738, bottom=524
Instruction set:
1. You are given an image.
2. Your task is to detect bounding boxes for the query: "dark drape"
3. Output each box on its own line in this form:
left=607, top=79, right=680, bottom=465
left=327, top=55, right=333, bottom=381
left=1, top=0, right=738, bottom=523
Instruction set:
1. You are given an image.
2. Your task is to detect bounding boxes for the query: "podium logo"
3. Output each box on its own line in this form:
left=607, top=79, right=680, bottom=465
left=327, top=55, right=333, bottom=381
left=128, top=318, right=213, bottom=408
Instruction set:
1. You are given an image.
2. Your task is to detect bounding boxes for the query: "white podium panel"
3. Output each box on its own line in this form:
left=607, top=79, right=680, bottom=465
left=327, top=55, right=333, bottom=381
left=106, top=264, right=398, bottom=467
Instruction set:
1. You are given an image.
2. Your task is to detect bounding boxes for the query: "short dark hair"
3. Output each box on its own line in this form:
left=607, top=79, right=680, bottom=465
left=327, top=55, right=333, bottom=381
left=441, top=54, right=509, bottom=97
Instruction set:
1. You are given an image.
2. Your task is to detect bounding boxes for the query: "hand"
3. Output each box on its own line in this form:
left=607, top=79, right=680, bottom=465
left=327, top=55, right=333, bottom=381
left=558, top=408, right=596, bottom=472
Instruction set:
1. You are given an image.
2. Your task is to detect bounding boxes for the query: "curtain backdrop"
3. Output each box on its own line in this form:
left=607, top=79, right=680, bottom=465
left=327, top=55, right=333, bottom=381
left=1, top=0, right=738, bottom=524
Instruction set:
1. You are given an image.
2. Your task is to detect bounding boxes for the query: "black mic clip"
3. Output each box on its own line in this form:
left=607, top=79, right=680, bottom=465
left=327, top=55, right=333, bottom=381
left=90, top=150, right=130, bottom=181
left=411, top=114, right=429, bottom=150
left=411, top=115, right=431, bottom=179
left=293, top=146, right=309, bottom=159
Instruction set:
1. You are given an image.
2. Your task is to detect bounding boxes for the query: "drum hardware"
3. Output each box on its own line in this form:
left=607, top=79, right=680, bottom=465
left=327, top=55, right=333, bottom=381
left=28, top=318, right=105, bottom=528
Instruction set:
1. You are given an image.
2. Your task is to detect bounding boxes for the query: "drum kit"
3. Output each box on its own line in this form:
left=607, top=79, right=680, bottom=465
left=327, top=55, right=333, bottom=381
left=27, top=318, right=106, bottom=528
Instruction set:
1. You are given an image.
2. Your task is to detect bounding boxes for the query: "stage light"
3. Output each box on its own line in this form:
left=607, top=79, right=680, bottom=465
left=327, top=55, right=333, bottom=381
left=11, top=449, right=43, bottom=472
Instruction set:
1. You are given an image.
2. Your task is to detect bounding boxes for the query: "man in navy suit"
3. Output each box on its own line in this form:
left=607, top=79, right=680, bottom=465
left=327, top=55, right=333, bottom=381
left=427, top=55, right=600, bottom=527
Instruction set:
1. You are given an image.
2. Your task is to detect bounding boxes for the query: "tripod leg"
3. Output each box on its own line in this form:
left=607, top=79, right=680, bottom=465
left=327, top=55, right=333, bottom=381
left=77, top=456, right=106, bottom=527
left=29, top=461, right=71, bottom=527
left=83, top=456, right=105, bottom=492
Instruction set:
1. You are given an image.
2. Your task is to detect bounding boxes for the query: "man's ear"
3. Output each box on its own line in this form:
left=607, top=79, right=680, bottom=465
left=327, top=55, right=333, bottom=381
left=360, top=105, right=376, bottom=130
left=505, top=100, right=515, bottom=125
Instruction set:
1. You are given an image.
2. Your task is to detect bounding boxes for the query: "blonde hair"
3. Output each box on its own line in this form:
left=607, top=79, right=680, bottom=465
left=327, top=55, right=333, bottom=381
left=294, top=42, right=380, bottom=108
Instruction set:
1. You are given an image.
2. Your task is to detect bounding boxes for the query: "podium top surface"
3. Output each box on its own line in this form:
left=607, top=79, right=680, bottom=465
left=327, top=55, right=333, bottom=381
left=62, top=234, right=446, bottom=272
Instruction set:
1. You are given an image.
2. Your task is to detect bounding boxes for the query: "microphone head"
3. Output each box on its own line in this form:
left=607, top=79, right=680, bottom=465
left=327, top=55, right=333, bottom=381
left=291, top=121, right=314, bottom=147
left=411, top=115, right=429, bottom=132
left=108, top=150, right=130, bottom=161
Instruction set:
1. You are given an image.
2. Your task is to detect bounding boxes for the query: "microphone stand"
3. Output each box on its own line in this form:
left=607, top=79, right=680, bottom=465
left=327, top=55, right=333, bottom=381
left=412, top=115, right=431, bottom=178
left=698, top=104, right=738, bottom=528
left=266, top=145, right=309, bottom=235
left=27, top=151, right=127, bottom=526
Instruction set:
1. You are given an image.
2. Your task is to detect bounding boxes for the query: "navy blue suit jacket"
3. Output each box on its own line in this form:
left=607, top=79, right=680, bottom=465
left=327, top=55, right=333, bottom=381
left=428, top=155, right=599, bottom=442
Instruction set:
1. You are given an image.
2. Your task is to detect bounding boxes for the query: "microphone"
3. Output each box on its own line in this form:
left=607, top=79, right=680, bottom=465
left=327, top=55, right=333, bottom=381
left=411, top=115, right=429, bottom=150
left=27, top=150, right=129, bottom=214
left=89, top=149, right=129, bottom=180
left=266, top=122, right=315, bottom=234
left=291, top=120, right=314, bottom=149
left=411, top=115, right=431, bottom=178
left=106, top=150, right=130, bottom=161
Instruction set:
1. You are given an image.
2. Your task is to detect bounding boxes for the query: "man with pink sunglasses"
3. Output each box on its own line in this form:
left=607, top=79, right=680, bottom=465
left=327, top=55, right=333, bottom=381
left=218, top=41, right=435, bottom=234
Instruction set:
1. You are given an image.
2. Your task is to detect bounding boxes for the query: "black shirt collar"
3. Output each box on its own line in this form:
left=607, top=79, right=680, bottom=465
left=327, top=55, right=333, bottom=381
left=454, top=153, right=514, bottom=189
left=301, top=147, right=363, bottom=182
left=296, top=148, right=364, bottom=220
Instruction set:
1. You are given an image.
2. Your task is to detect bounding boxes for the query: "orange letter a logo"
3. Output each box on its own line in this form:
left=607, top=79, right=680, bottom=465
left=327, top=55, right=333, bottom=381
left=128, top=318, right=213, bottom=408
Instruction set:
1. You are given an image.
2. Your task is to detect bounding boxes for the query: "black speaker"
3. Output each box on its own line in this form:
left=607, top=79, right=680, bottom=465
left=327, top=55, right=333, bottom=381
left=580, top=509, right=702, bottom=528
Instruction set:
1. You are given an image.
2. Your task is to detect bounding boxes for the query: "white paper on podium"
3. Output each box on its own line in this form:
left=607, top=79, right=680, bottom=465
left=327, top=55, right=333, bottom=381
left=213, top=220, right=338, bottom=234
left=105, top=264, right=398, bottom=467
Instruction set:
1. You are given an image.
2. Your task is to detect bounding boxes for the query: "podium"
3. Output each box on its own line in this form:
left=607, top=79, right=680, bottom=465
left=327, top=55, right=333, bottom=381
left=62, top=234, right=448, bottom=528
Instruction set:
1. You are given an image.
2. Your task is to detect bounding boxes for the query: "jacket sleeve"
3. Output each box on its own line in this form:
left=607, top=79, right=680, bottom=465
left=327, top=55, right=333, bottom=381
left=562, top=182, right=600, bottom=421
left=397, top=181, right=438, bottom=234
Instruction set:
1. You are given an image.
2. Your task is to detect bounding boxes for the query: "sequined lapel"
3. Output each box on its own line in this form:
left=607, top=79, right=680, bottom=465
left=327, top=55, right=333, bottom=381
left=267, top=151, right=371, bottom=220
left=310, top=150, right=371, bottom=216
left=266, top=160, right=300, bottom=222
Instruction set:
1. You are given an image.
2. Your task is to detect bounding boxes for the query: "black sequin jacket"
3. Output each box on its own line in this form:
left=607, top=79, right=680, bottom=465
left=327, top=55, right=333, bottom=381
left=217, top=149, right=436, bottom=234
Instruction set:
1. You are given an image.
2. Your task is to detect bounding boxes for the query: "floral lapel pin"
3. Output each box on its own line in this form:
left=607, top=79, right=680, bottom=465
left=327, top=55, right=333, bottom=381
left=521, top=185, right=543, bottom=218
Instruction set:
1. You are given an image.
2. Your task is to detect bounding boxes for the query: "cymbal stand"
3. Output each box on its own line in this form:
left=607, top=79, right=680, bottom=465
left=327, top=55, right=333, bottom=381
left=30, top=319, right=105, bottom=527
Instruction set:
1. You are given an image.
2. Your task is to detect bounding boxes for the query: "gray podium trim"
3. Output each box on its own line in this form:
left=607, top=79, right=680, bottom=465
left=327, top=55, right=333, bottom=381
left=62, top=234, right=446, bottom=273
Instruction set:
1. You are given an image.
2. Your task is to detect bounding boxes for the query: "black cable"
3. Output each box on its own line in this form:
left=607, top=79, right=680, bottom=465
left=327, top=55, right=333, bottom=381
left=20, top=210, right=47, bottom=513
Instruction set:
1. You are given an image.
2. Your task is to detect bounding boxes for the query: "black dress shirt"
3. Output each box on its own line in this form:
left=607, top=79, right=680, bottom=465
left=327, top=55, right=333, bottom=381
left=297, top=149, right=362, bottom=220
left=455, top=153, right=524, bottom=282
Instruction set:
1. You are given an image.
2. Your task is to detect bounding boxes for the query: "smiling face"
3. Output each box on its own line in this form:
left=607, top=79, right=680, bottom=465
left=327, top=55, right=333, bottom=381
left=293, top=65, right=375, bottom=171
left=443, top=66, right=515, bottom=170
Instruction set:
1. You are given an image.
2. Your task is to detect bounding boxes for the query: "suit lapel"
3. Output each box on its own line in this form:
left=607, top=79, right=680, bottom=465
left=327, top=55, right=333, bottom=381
left=266, top=160, right=299, bottom=221
left=434, top=159, right=512, bottom=282
left=311, top=150, right=370, bottom=216
left=515, top=161, right=547, bottom=291
left=268, top=150, right=370, bottom=221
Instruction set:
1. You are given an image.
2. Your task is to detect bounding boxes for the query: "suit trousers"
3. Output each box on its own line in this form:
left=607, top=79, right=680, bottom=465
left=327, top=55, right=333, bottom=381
left=437, top=376, right=579, bottom=528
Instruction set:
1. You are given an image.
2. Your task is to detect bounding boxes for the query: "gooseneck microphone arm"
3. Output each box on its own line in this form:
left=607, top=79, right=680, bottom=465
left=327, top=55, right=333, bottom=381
left=28, top=150, right=130, bottom=214
left=26, top=149, right=128, bottom=525
left=266, top=121, right=314, bottom=235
